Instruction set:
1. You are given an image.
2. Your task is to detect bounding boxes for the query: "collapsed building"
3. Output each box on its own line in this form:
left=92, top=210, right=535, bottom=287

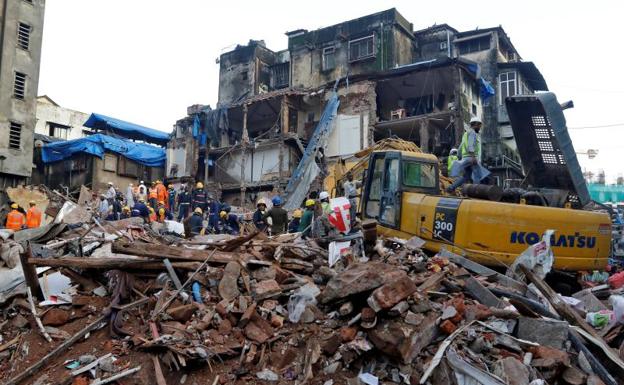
left=166, top=8, right=549, bottom=205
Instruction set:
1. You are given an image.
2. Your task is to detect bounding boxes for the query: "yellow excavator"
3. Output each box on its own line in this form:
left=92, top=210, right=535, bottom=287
left=333, top=94, right=612, bottom=272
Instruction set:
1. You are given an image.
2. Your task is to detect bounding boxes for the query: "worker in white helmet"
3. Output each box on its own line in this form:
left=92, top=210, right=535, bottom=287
left=447, top=116, right=490, bottom=192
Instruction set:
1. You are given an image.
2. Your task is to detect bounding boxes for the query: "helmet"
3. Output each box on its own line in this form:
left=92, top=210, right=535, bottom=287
left=149, top=207, right=155, bottom=213
left=140, top=180, right=144, bottom=184
left=319, top=191, right=329, bottom=200
left=272, top=196, right=283, bottom=206
left=10, top=203, right=18, bottom=209
left=470, top=116, right=482, bottom=125
left=168, top=184, right=173, bottom=188
left=257, top=198, right=267, bottom=207
left=156, top=180, right=162, bottom=184
left=29, top=200, right=36, bottom=205
left=158, top=201, right=165, bottom=206
left=196, top=182, right=204, bottom=189
left=305, top=199, right=315, bottom=207
left=194, top=207, right=203, bottom=214
left=219, top=210, right=227, bottom=218
left=293, top=209, right=303, bottom=218
left=107, top=182, right=113, bottom=186
left=138, top=197, right=145, bottom=202
left=450, top=148, right=458, bottom=156
left=122, top=206, right=130, bottom=212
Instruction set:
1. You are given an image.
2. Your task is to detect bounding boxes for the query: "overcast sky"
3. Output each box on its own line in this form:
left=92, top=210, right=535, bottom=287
left=38, top=0, right=624, bottom=182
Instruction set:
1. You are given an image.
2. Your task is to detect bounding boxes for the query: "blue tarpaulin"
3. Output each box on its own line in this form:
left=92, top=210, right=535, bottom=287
left=41, top=133, right=166, bottom=167
left=83, top=113, right=169, bottom=146
left=479, top=78, right=495, bottom=101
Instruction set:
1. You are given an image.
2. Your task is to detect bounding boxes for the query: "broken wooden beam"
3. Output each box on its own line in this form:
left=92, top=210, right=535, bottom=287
left=29, top=257, right=201, bottom=271
left=112, top=240, right=243, bottom=263
left=19, top=243, right=43, bottom=300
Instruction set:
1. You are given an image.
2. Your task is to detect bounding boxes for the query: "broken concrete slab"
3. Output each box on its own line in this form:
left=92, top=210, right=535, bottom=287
left=320, top=262, right=404, bottom=304
left=367, top=275, right=416, bottom=312
left=493, top=357, right=530, bottom=385
left=253, top=279, right=281, bottom=300
left=218, top=262, right=241, bottom=302
left=516, top=317, right=568, bottom=349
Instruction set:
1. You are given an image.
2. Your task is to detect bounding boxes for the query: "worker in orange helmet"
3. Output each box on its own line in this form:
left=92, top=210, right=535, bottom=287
left=26, top=200, right=42, bottom=228
left=6, top=202, right=26, bottom=231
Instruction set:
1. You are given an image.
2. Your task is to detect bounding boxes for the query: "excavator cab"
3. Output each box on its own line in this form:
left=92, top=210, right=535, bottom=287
left=362, top=150, right=439, bottom=229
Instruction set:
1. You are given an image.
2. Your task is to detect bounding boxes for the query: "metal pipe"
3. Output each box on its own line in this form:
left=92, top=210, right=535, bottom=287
left=462, top=183, right=503, bottom=201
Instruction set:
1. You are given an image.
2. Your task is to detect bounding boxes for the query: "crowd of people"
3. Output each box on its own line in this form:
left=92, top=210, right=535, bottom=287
left=93, top=175, right=362, bottom=239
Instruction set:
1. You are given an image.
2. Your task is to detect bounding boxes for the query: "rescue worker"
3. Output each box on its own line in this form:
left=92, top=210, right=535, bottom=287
left=137, top=181, right=147, bottom=202
left=188, top=207, right=205, bottom=235
left=253, top=198, right=268, bottom=232
left=263, top=196, right=288, bottom=235
left=108, top=195, right=123, bottom=221
left=148, top=182, right=158, bottom=209
left=26, top=201, right=42, bottom=229
left=191, top=182, right=207, bottom=213
left=120, top=206, right=131, bottom=219
left=105, top=182, right=116, bottom=199
left=342, top=171, right=361, bottom=226
left=131, top=198, right=151, bottom=223
left=98, top=194, right=109, bottom=218
left=310, top=201, right=337, bottom=240
left=155, top=180, right=168, bottom=208
left=447, top=117, right=490, bottom=192
left=319, top=191, right=331, bottom=215
left=157, top=201, right=173, bottom=223
left=298, top=199, right=315, bottom=235
left=6, top=202, right=26, bottom=230
left=177, top=186, right=191, bottom=222
left=125, top=183, right=135, bottom=208
left=219, top=210, right=240, bottom=235
left=447, top=148, right=458, bottom=175
left=288, top=209, right=303, bottom=233
left=149, top=207, right=157, bottom=222
left=167, top=184, right=176, bottom=212
left=207, top=193, right=220, bottom=231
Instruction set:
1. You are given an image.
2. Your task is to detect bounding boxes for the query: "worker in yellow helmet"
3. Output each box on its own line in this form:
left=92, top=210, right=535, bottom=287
left=288, top=209, right=303, bottom=233
left=298, top=199, right=315, bottom=236
left=219, top=210, right=240, bottom=235
left=120, top=206, right=131, bottom=219
left=192, top=181, right=207, bottom=214
left=6, top=202, right=26, bottom=231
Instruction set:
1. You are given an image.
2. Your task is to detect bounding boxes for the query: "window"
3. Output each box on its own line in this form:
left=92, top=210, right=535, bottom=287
left=403, top=161, right=436, bottom=188
left=103, top=154, right=117, bottom=172
left=14, top=72, right=26, bottom=99
left=365, top=155, right=385, bottom=217
left=457, top=36, right=491, bottom=54
left=118, top=156, right=139, bottom=177
left=499, top=71, right=517, bottom=105
left=322, top=46, right=335, bottom=70
left=271, top=62, right=289, bottom=89
left=9, top=122, right=22, bottom=149
left=17, top=22, right=31, bottom=50
left=348, top=35, right=375, bottom=62
left=47, top=122, right=70, bottom=140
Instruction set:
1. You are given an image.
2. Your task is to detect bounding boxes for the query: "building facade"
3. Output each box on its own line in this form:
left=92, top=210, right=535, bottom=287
left=0, top=0, right=45, bottom=187
left=34, top=95, right=91, bottom=141
left=169, top=8, right=551, bottom=206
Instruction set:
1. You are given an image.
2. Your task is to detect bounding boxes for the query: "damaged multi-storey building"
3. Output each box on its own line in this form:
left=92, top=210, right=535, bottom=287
left=167, top=8, right=549, bottom=205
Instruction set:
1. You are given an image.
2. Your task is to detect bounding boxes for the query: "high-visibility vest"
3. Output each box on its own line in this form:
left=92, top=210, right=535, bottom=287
left=149, top=211, right=157, bottom=222
left=26, top=207, right=42, bottom=228
left=156, top=184, right=167, bottom=202
left=460, top=130, right=481, bottom=159
left=149, top=188, right=158, bottom=199
left=6, top=210, right=25, bottom=230
left=447, top=155, right=458, bottom=173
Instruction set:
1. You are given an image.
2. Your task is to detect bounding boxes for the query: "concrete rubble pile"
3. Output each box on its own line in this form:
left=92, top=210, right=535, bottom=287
left=0, top=196, right=623, bottom=384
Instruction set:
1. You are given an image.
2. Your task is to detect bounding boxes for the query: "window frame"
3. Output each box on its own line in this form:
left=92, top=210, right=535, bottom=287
left=14, top=71, right=26, bottom=100
left=103, top=153, right=117, bottom=172
left=322, top=46, right=336, bottom=71
left=457, top=35, right=491, bottom=55
left=47, top=122, right=71, bottom=140
left=498, top=71, right=517, bottom=105
left=348, top=34, right=375, bottom=63
left=9, top=121, right=22, bottom=149
left=17, top=22, right=31, bottom=50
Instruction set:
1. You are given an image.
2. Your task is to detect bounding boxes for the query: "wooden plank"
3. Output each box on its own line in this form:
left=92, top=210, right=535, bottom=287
left=29, top=257, right=201, bottom=271
left=152, top=355, right=168, bottom=385
left=19, top=243, right=43, bottom=300
left=112, top=241, right=240, bottom=264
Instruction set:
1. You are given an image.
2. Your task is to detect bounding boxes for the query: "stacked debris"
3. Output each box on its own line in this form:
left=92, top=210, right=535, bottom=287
left=0, top=196, right=623, bottom=385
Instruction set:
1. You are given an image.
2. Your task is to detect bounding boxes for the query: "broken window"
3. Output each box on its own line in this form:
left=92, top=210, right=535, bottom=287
left=47, top=122, right=70, bottom=140
left=17, top=22, right=31, bottom=50
left=457, top=36, right=490, bottom=54
left=9, top=121, right=22, bottom=149
left=499, top=71, right=517, bottom=105
left=349, top=35, right=375, bottom=62
left=271, top=62, right=289, bottom=89
left=14, top=71, right=26, bottom=99
left=322, top=46, right=336, bottom=70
